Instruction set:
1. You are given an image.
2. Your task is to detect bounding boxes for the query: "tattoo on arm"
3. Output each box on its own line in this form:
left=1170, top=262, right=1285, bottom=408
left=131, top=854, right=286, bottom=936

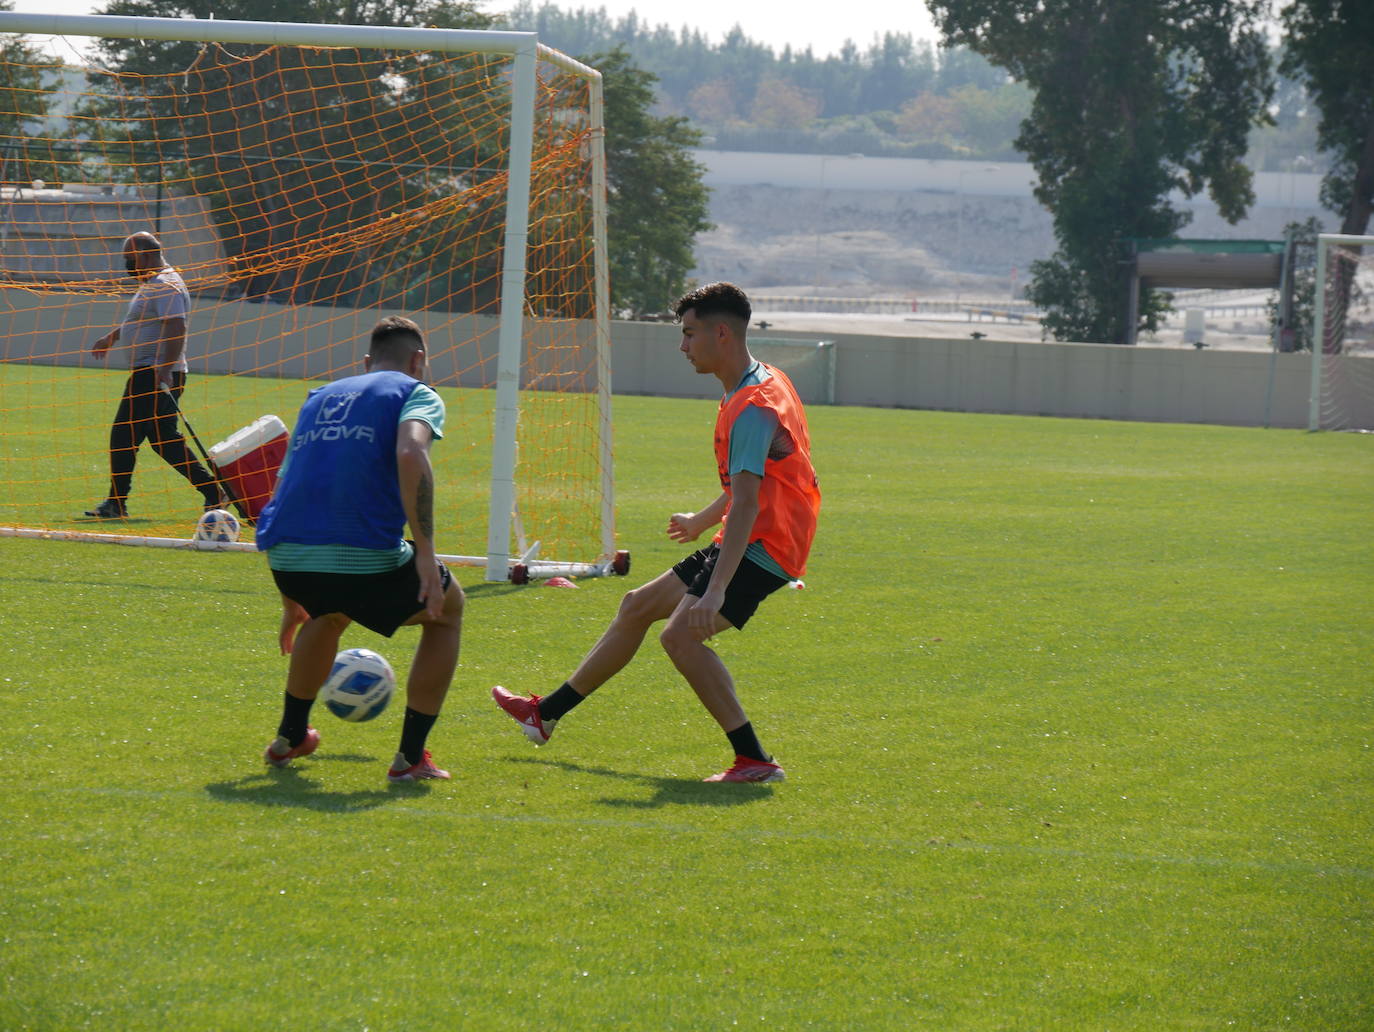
left=416, top=471, right=434, bottom=540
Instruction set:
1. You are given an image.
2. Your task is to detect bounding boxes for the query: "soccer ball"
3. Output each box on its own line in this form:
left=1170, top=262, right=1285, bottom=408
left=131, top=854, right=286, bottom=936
left=194, top=508, right=240, bottom=543
left=319, top=648, right=396, bottom=722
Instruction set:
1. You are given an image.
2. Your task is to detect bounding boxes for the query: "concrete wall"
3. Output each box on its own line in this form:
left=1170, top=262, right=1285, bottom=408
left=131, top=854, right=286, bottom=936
left=609, top=321, right=1342, bottom=429
left=0, top=188, right=228, bottom=285
left=3, top=289, right=1359, bottom=429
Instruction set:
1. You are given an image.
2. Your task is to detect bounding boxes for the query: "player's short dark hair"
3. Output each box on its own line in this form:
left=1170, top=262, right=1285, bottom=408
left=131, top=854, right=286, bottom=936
left=369, top=316, right=425, bottom=363
left=674, top=282, right=751, bottom=327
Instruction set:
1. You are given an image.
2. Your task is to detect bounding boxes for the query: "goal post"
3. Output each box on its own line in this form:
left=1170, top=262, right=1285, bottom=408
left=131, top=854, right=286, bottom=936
left=0, top=12, right=621, bottom=582
left=1308, top=233, right=1374, bottom=432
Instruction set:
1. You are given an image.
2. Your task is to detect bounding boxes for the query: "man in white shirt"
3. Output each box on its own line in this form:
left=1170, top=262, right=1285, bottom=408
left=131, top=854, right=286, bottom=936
left=85, top=232, right=225, bottom=519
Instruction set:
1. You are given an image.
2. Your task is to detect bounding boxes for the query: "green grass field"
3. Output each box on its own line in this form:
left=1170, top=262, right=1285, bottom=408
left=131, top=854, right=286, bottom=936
left=2, top=397, right=1371, bottom=1030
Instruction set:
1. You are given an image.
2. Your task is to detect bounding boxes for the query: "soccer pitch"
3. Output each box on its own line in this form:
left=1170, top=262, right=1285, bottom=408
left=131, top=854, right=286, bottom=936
left=2, top=397, right=1371, bottom=1030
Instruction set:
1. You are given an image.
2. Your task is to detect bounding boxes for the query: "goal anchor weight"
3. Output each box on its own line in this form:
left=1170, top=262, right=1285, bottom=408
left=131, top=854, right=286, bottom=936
left=509, top=549, right=630, bottom=585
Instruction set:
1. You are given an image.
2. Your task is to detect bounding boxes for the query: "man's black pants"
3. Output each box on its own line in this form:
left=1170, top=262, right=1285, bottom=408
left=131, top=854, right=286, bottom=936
left=107, top=366, right=217, bottom=505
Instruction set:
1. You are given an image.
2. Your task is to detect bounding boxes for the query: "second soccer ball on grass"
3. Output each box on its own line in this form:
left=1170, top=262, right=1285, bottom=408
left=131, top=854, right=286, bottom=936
left=193, top=508, right=240, bottom=543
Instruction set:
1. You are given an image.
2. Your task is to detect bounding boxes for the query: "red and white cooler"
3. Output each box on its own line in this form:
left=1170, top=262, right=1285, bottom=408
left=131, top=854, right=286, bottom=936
left=208, top=415, right=289, bottom=521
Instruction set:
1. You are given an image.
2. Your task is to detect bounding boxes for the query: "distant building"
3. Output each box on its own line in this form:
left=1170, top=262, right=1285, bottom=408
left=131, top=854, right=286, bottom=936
left=0, top=66, right=227, bottom=291
left=0, top=182, right=227, bottom=290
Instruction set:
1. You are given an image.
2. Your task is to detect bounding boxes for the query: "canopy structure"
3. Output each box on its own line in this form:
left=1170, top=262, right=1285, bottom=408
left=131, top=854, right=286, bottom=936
left=1125, top=238, right=1292, bottom=347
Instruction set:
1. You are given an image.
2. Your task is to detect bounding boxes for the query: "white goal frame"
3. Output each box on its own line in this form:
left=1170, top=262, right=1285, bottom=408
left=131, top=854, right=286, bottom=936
left=1308, top=233, right=1374, bottom=432
left=0, top=11, right=615, bottom=582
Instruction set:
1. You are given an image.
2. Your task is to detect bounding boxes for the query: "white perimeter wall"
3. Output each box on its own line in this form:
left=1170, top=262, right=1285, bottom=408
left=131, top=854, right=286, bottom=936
left=610, top=320, right=1344, bottom=430
left=3, top=289, right=1358, bottom=429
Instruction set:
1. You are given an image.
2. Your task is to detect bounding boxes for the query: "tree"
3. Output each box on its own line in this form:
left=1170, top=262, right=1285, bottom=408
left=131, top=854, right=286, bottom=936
left=856, top=33, right=937, bottom=112
left=929, top=1, right=1273, bottom=343
left=0, top=0, right=63, bottom=190
left=934, top=42, right=1005, bottom=93
left=894, top=91, right=959, bottom=141
left=1281, top=0, right=1374, bottom=237
left=590, top=47, right=712, bottom=318
left=947, top=82, right=1029, bottom=158
left=1248, top=48, right=1322, bottom=172
left=1267, top=217, right=1322, bottom=352
left=686, top=78, right=739, bottom=125
left=749, top=79, right=821, bottom=130
left=1280, top=1, right=1374, bottom=354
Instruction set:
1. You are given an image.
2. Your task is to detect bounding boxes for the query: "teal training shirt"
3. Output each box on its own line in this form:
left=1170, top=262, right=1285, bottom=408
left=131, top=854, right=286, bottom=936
left=723, top=363, right=791, bottom=581
left=266, top=383, right=446, bottom=573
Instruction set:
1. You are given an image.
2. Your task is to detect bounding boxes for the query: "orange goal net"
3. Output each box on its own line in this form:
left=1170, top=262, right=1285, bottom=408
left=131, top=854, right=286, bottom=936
left=0, top=13, right=619, bottom=582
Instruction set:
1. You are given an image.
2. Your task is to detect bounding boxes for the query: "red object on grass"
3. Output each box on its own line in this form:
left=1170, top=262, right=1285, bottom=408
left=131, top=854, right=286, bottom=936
left=208, top=415, right=288, bottom=520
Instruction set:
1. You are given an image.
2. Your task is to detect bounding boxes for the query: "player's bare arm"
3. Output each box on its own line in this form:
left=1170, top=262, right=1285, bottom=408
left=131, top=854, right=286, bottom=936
left=92, top=327, right=118, bottom=357
left=397, top=418, right=444, bottom=618
left=687, top=471, right=761, bottom=631
left=667, top=491, right=729, bottom=543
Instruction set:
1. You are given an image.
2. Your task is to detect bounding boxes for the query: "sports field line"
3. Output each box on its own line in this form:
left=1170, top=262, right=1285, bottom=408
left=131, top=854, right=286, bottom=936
left=19, top=782, right=1372, bottom=883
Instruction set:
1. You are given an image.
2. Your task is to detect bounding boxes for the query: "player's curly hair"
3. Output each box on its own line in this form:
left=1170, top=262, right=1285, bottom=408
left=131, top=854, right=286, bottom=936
left=673, top=282, right=751, bottom=327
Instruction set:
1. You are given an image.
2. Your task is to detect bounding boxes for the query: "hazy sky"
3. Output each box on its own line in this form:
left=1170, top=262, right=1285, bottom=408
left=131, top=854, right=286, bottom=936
left=4, top=0, right=941, bottom=60
left=519, top=0, right=941, bottom=56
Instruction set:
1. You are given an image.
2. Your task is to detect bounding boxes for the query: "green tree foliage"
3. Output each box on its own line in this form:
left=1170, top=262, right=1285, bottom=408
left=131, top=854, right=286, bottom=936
left=1280, top=1, right=1372, bottom=354
left=1247, top=53, right=1322, bottom=173
left=930, top=0, right=1273, bottom=343
left=1280, top=0, right=1374, bottom=237
left=686, top=78, right=739, bottom=124
left=503, top=3, right=1028, bottom=158
left=893, top=92, right=959, bottom=142
left=0, top=0, right=64, bottom=189
left=504, top=2, right=980, bottom=116
left=749, top=79, right=822, bottom=130
left=947, top=82, right=1031, bottom=156
left=592, top=48, right=712, bottom=317
left=1267, top=217, right=1322, bottom=352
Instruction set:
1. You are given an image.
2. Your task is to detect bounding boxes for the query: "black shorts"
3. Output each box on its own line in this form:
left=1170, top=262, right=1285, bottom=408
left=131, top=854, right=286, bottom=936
left=272, top=552, right=453, bottom=637
left=672, top=544, right=789, bottom=630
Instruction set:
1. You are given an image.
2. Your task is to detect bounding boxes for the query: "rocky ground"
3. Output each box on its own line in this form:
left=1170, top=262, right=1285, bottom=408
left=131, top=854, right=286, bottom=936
left=691, top=183, right=1295, bottom=351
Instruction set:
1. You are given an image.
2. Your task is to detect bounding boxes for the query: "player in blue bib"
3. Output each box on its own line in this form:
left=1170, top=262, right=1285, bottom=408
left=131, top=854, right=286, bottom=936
left=255, top=317, right=465, bottom=783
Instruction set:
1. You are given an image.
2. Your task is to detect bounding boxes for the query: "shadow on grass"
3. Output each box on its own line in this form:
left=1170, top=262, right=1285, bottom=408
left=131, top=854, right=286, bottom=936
left=459, top=580, right=531, bottom=600
left=68, top=515, right=157, bottom=526
left=205, top=753, right=429, bottom=812
left=460, top=577, right=620, bottom=601
left=504, top=755, right=773, bottom=809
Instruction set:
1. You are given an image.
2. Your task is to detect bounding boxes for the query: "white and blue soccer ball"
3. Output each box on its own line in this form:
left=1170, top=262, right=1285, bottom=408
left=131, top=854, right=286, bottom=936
left=194, top=508, right=240, bottom=543
left=319, top=648, right=396, bottom=723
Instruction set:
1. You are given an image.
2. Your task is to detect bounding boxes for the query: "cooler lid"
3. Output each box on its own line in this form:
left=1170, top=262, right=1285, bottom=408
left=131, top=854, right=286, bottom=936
left=209, top=415, right=288, bottom=465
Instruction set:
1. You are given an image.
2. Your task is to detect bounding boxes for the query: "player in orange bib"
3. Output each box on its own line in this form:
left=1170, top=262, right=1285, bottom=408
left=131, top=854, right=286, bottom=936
left=493, top=282, right=820, bottom=782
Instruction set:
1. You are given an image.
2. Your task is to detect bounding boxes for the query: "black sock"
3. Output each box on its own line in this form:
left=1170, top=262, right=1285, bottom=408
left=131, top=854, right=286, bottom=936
left=399, top=707, right=438, bottom=767
left=726, top=722, right=770, bottom=763
left=277, top=693, right=314, bottom=747
left=537, top=682, right=586, bottom=723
